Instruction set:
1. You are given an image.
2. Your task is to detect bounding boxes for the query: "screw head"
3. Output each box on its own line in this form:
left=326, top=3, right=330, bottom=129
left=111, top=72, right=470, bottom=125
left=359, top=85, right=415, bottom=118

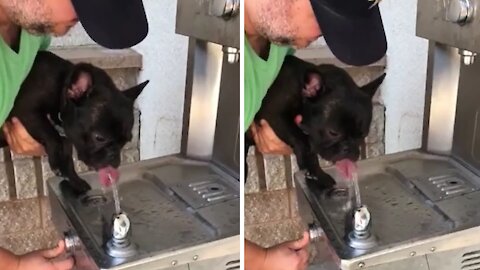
left=430, top=247, right=436, bottom=252
left=410, top=251, right=416, bottom=257
left=193, top=255, right=199, bottom=261
left=358, top=262, right=365, bottom=268
left=171, top=260, right=177, bottom=266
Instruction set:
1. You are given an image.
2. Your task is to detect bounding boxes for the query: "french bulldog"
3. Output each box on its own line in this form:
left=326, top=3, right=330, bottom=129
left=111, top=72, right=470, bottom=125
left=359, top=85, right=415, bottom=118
left=246, top=55, right=385, bottom=189
left=0, top=51, right=148, bottom=194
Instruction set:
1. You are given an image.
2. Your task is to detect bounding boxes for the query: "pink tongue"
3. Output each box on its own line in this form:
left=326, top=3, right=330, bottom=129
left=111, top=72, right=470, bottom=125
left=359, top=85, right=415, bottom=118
left=98, top=166, right=119, bottom=187
left=335, top=159, right=357, bottom=180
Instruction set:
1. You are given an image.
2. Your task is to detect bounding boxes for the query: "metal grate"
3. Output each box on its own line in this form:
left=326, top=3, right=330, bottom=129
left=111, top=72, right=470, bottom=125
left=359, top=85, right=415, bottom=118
left=225, top=260, right=240, bottom=270
left=428, top=173, right=476, bottom=199
left=462, top=250, right=480, bottom=270
left=189, top=180, right=236, bottom=203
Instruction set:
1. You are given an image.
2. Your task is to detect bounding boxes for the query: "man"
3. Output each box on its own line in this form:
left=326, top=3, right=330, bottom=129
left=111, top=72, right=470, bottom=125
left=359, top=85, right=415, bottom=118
left=0, top=0, right=148, bottom=269
left=244, top=0, right=387, bottom=269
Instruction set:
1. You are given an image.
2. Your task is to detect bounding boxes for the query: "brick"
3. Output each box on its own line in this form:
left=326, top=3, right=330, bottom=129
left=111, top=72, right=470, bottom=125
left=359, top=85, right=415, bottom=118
left=74, top=159, right=90, bottom=174
left=264, top=154, right=287, bottom=191
left=13, top=159, right=37, bottom=199
left=39, top=196, right=53, bottom=229
left=0, top=163, right=10, bottom=202
left=245, top=190, right=290, bottom=225
left=0, top=198, right=41, bottom=235
left=366, top=104, right=385, bottom=144
left=245, top=146, right=260, bottom=194
left=41, top=156, right=55, bottom=197
left=244, top=218, right=304, bottom=248
left=366, top=142, right=385, bottom=159
left=121, top=148, right=140, bottom=164
left=0, top=228, right=58, bottom=255
left=125, top=108, right=140, bottom=150
left=107, top=68, right=139, bottom=90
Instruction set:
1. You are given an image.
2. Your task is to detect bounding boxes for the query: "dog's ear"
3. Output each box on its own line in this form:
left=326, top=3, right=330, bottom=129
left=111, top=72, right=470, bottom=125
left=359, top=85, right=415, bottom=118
left=123, top=80, right=149, bottom=101
left=360, top=73, right=386, bottom=98
left=302, top=71, right=323, bottom=98
left=66, top=67, right=93, bottom=100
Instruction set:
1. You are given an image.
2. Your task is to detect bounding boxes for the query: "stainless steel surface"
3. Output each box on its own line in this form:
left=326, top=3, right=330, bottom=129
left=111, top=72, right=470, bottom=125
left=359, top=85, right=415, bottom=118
left=422, top=42, right=460, bottom=154
left=452, top=59, right=480, bottom=173
left=208, top=0, right=240, bottom=18
left=224, top=46, right=240, bottom=64
left=298, top=150, right=480, bottom=269
left=176, top=0, right=239, bottom=48
left=176, top=0, right=240, bottom=176
left=308, top=223, right=325, bottom=242
left=211, top=48, right=240, bottom=176
left=184, top=41, right=223, bottom=160
left=445, top=0, right=473, bottom=23
left=460, top=49, right=477, bottom=65
left=48, top=156, right=239, bottom=269
left=416, top=0, right=480, bottom=52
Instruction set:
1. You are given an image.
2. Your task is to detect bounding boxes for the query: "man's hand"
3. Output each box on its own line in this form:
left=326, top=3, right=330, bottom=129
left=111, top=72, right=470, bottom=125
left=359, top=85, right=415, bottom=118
left=3, top=117, right=45, bottom=156
left=263, top=232, right=310, bottom=270
left=17, top=240, right=74, bottom=270
left=250, top=119, right=293, bottom=155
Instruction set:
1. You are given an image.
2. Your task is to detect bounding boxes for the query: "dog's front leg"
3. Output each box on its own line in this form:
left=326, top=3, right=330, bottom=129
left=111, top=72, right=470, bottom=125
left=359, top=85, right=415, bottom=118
left=18, top=115, right=91, bottom=194
left=270, top=120, right=336, bottom=189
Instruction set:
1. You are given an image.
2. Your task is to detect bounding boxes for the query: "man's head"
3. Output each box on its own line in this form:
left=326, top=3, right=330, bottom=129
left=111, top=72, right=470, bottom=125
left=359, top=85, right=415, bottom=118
left=0, top=0, right=77, bottom=36
left=0, top=0, right=148, bottom=49
left=246, top=0, right=387, bottom=66
left=246, top=0, right=321, bottom=49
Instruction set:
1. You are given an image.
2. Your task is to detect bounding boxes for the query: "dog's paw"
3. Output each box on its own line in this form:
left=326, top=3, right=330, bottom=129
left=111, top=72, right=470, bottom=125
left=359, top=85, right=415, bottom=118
left=305, top=171, right=336, bottom=191
left=70, top=179, right=91, bottom=195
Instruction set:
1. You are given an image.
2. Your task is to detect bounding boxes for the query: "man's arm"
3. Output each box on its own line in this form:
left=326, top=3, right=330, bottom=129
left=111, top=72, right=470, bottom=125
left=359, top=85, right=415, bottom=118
left=245, top=240, right=267, bottom=270
left=0, top=247, right=19, bottom=270
left=245, top=233, right=310, bottom=270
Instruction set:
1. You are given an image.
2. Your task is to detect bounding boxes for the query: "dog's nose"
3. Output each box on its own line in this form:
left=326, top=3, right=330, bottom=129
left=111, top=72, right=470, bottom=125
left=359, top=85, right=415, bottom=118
left=341, top=145, right=350, bottom=154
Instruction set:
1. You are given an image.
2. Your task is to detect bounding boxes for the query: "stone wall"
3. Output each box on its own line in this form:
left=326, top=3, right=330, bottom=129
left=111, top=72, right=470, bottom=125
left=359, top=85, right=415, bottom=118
left=244, top=46, right=387, bottom=252
left=0, top=47, right=143, bottom=254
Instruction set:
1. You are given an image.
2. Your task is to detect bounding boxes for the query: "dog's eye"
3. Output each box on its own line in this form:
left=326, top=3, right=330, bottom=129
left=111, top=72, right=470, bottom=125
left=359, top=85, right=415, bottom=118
left=327, top=129, right=341, bottom=138
left=94, top=134, right=106, bottom=143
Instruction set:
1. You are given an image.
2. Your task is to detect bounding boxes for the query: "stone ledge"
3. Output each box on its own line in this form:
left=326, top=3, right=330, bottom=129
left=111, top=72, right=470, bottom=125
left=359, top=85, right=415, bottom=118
left=49, top=46, right=143, bottom=70
left=295, top=46, right=387, bottom=68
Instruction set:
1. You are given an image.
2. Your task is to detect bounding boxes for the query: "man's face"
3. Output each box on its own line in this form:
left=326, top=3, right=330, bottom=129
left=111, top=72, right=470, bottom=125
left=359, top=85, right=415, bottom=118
left=248, top=0, right=321, bottom=48
left=0, top=0, right=78, bottom=36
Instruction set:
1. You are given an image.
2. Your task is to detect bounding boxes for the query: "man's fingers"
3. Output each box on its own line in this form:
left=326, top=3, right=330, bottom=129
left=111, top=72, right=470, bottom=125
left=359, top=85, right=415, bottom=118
left=288, top=232, right=310, bottom=250
left=42, top=240, right=65, bottom=258
left=3, top=124, right=12, bottom=145
left=52, top=257, right=74, bottom=270
left=297, top=248, right=309, bottom=267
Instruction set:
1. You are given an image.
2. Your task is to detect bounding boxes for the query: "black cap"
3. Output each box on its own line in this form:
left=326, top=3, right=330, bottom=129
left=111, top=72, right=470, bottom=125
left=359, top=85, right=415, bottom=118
left=310, top=0, right=387, bottom=66
left=71, top=0, right=149, bottom=49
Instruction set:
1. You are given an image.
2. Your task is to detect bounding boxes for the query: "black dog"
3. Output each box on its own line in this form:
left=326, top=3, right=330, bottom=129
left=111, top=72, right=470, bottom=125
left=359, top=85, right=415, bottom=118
left=0, top=51, right=148, bottom=194
left=246, top=55, right=385, bottom=189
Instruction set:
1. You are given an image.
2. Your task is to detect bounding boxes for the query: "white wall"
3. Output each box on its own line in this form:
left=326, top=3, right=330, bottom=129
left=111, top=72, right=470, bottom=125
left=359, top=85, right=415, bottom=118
left=380, top=0, right=429, bottom=154
left=133, top=0, right=188, bottom=159
left=53, top=0, right=189, bottom=160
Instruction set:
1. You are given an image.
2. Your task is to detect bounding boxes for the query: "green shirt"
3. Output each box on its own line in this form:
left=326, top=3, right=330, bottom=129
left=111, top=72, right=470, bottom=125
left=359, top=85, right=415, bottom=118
left=0, top=30, right=51, bottom=125
left=244, top=38, right=294, bottom=130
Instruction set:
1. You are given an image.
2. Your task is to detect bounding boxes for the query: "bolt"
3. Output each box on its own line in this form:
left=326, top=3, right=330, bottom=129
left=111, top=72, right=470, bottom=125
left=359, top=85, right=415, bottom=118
left=171, top=260, right=177, bottom=266
left=193, top=255, right=199, bottom=261
left=410, top=251, right=416, bottom=257
left=358, top=262, right=365, bottom=268
left=430, top=247, right=436, bottom=252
